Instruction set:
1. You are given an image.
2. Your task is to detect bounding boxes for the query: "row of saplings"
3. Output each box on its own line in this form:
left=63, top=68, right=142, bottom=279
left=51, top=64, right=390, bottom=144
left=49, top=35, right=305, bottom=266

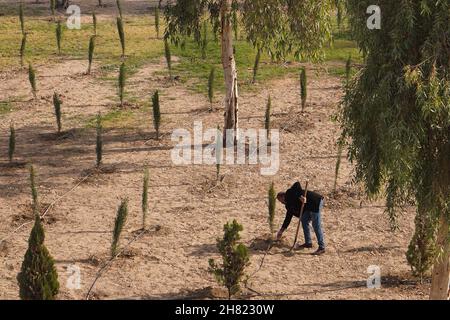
left=16, top=164, right=281, bottom=300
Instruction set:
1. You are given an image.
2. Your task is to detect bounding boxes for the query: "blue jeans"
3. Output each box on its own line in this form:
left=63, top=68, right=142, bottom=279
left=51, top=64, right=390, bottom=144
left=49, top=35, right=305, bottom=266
left=301, top=199, right=325, bottom=249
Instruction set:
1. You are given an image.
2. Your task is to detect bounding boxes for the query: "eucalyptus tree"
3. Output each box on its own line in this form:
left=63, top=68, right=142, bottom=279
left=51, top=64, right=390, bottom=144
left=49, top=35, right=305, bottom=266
left=340, top=0, right=450, bottom=300
left=164, top=0, right=332, bottom=139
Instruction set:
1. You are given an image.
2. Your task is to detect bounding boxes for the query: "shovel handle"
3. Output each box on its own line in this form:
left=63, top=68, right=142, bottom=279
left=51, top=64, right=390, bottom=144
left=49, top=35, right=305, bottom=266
left=290, top=181, right=309, bottom=251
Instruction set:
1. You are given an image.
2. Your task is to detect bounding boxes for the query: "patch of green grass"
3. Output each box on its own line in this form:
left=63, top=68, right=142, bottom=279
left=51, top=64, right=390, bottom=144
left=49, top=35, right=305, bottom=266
left=85, top=109, right=135, bottom=129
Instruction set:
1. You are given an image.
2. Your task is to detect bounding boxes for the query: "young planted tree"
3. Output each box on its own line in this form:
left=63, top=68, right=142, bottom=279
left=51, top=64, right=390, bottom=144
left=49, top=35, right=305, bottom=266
left=142, top=167, right=149, bottom=229
left=20, top=33, right=27, bottom=67
left=97, top=0, right=103, bottom=7
left=92, top=11, right=97, bottom=35
left=340, top=0, right=450, bottom=300
left=111, top=199, right=128, bottom=257
left=208, top=67, right=215, bottom=110
left=268, top=182, right=276, bottom=238
left=87, top=35, right=96, bottom=74
left=208, top=220, right=249, bottom=299
left=117, top=17, right=125, bottom=57
left=118, top=63, right=126, bottom=107
left=17, top=214, right=59, bottom=300
left=155, top=6, right=160, bottom=39
left=252, top=47, right=261, bottom=84
left=264, top=94, right=271, bottom=138
left=19, top=3, right=25, bottom=35
left=164, top=38, right=172, bottom=79
left=8, top=123, right=16, bottom=163
left=165, top=0, right=332, bottom=138
left=28, top=63, right=37, bottom=99
left=55, top=20, right=63, bottom=55
left=29, top=165, right=39, bottom=215
left=300, top=68, right=307, bottom=111
left=52, top=92, right=62, bottom=133
left=95, top=113, right=102, bottom=167
left=152, top=90, right=161, bottom=140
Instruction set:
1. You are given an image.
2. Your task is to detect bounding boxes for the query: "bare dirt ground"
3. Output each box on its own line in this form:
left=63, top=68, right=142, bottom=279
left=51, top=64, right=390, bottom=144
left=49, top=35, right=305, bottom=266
left=0, top=0, right=429, bottom=300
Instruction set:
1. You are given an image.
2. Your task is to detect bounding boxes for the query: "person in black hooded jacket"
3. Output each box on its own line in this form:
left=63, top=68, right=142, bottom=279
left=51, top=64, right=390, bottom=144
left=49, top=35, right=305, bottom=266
left=276, top=182, right=326, bottom=255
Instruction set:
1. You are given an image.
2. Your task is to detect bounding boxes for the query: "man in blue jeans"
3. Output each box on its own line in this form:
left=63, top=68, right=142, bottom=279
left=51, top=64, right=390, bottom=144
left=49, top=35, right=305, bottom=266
left=276, top=182, right=326, bottom=255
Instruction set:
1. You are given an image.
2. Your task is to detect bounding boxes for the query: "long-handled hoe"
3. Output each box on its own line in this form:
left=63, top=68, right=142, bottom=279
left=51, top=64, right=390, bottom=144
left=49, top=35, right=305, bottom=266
left=290, top=181, right=309, bottom=252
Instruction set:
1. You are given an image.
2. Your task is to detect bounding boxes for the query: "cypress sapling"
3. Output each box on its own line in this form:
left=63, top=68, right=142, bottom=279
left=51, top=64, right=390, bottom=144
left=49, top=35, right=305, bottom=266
left=118, top=63, right=126, bottom=107
left=28, top=63, right=37, bottom=99
left=164, top=38, right=172, bottom=79
left=95, top=113, right=103, bottom=167
left=111, top=198, right=128, bottom=257
left=20, top=33, right=27, bottom=67
left=117, top=17, right=125, bottom=57
left=208, top=220, right=249, bottom=300
left=268, top=182, right=276, bottom=237
left=29, top=164, right=39, bottom=215
left=152, top=90, right=161, bottom=140
left=300, top=68, right=307, bottom=111
left=53, top=92, right=62, bottom=133
left=142, top=167, right=149, bottom=229
left=9, top=122, right=16, bottom=163
left=55, top=20, right=62, bottom=55
left=208, top=67, right=215, bottom=111
left=93, top=11, right=97, bottom=35
left=87, top=35, right=96, bottom=74
left=252, top=48, right=261, bottom=84
left=17, top=214, right=59, bottom=300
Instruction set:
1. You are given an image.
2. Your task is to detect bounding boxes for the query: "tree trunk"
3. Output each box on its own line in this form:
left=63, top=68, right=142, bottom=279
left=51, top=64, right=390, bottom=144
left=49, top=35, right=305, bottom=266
left=220, top=0, right=239, bottom=140
left=429, top=213, right=450, bottom=300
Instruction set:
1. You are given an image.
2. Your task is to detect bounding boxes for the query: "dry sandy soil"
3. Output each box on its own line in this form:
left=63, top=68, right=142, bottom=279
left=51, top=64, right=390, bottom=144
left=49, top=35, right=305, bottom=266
left=0, top=1, right=430, bottom=300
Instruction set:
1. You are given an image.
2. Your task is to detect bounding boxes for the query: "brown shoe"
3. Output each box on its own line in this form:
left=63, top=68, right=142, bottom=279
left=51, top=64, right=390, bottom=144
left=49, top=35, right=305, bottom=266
left=312, top=248, right=326, bottom=255
left=295, top=243, right=313, bottom=250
